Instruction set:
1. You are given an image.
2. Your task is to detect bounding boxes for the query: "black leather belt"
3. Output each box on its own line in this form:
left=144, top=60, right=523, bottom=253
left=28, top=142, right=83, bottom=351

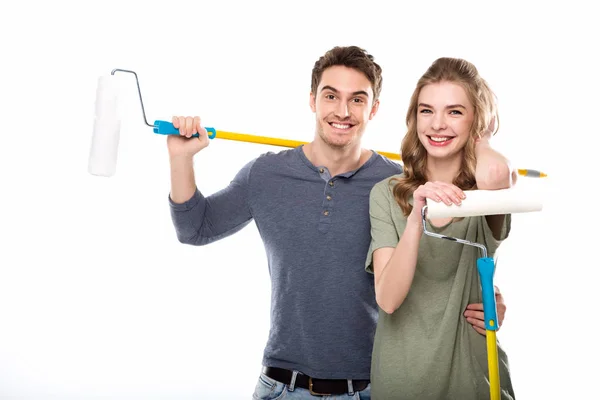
left=262, top=366, right=369, bottom=396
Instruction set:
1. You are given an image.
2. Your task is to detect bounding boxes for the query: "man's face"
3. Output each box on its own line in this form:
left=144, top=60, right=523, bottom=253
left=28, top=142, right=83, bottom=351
left=310, top=66, right=379, bottom=149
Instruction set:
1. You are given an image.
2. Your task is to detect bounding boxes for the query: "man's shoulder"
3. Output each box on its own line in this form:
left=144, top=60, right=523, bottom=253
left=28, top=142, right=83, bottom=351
left=370, top=152, right=403, bottom=175
left=246, top=147, right=300, bottom=170
left=257, top=147, right=299, bottom=161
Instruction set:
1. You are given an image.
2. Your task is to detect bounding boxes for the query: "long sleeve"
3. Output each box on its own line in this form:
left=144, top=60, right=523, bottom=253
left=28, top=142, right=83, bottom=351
left=168, top=158, right=256, bottom=245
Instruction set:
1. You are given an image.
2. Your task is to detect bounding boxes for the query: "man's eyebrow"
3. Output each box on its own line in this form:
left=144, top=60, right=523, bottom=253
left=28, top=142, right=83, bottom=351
left=321, top=85, right=339, bottom=93
left=418, top=103, right=467, bottom=109
left=351, top=90, right=370, bottom=97
left=321, top=85, right=370, bottom=97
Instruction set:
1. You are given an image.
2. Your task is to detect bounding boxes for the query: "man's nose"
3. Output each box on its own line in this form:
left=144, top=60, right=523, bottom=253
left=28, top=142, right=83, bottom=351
left=334, top=101, right=350, bottom=118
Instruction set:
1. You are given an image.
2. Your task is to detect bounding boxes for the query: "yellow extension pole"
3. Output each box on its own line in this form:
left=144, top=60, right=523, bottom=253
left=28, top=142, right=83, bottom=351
left=486, top=330, right=501, bottom=400
left=214, top=130, right=402, bottom=161
left=214, top=132, right=548, bottom=180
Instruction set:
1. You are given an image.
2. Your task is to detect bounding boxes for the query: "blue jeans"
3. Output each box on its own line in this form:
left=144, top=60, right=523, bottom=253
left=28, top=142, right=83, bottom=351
left=252, top=371, right=371, bottom=400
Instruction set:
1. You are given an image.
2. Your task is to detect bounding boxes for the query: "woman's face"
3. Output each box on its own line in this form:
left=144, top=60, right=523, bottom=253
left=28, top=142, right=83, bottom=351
left=416, top=81, right=475, bottom=161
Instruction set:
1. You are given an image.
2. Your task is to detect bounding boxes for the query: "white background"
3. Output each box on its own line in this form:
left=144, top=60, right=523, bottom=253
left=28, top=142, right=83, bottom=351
left=1, top=0, right=598, bottom=398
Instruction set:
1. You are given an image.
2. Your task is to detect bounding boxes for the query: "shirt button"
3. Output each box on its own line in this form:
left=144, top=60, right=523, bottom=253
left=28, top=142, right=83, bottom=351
left=323, top=210, right=329, bottom=216
left=326, top=195, right=332, bottom=201
left=319, top=168, right=324, bottom=173
left=329, top=181, right=334, bottom=187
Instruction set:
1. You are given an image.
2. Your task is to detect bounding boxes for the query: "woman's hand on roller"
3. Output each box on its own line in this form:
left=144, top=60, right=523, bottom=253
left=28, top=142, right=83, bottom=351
left=408, top=181, right=465, bottom=225
left=167, top=115, right=210, bottom=158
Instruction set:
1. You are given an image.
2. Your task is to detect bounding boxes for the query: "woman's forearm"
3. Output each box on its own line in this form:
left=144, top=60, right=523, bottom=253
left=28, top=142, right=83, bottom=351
left=474, top=139, right=514, bottom=238
left=474, top=139, right=513, bottom=190
left=375, top=219, right=423, bottom=314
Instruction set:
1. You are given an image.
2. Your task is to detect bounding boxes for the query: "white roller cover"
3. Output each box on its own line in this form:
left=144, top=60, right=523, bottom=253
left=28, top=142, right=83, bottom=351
left=426, top=187, right=544, bottom=218
left=88, top=118, right=121, bottom=177
left=88, top=75, right=121, bottom=177
left=94, top=75, right=120, bottom=118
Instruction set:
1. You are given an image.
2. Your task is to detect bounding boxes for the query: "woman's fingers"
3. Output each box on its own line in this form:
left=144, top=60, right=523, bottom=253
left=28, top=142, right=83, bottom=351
left=421, top=182, right=463, bottom=206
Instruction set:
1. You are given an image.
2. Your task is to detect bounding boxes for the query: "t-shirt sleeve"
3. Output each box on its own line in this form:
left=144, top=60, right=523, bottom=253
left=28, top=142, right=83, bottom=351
left=365, top=180, right=400, bottom=274
left=477, top=213, right=512, bottom=257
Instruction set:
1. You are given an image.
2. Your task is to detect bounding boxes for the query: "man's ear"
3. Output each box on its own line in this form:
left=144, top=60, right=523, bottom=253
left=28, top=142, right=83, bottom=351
left=369, top=99, right=380, bottom=120
left=309, top=92, right=316, bottom=112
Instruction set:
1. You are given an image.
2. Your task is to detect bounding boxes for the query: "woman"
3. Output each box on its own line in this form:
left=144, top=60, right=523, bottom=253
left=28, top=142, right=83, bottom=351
left=365, top=57, right=517, bottom=399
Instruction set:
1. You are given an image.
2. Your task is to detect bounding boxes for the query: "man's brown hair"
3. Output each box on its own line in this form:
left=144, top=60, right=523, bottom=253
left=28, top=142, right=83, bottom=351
left=311, top=46, right=383, bottom=101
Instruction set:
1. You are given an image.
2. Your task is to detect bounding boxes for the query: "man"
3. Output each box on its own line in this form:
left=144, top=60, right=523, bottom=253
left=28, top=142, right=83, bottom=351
left=166, top=46, right=506, bottom=399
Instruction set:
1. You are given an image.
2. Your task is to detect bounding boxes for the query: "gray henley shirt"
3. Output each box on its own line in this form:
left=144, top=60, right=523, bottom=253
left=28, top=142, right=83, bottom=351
left=168, top=145, right=402, bottom=379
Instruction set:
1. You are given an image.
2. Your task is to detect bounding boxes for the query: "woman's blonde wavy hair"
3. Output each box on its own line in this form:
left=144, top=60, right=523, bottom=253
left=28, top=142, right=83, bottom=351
left=392, top=57, right=499, bottom=216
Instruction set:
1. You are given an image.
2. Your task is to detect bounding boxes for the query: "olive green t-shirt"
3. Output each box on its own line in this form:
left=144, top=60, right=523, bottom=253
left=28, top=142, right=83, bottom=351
left=365, top=175, right=516, bottom=400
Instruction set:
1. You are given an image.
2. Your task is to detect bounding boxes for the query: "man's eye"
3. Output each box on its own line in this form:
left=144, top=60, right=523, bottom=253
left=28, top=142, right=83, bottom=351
left=352, top=98, right=364, bottom=103
left=326, top=94, right=336, bottom=100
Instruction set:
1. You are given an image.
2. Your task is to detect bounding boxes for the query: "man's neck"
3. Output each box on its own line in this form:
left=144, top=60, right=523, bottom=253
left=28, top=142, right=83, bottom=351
left=303, top=140, right=371, bottom=177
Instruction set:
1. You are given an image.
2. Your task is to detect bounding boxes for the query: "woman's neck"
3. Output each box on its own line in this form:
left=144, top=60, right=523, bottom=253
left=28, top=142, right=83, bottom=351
left=426, top=155, right=462, bottom=183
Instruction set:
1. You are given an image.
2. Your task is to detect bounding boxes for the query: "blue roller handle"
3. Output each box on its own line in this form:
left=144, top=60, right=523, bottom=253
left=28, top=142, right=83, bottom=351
left=477, top=257, right=498, bottom=331
left=152, top=120, right=217, bottom=139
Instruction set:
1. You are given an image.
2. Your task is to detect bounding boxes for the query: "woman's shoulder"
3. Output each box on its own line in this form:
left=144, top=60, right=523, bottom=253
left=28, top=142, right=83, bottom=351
left=369, top=174, right=407, bottom=212
left=371, top=173, right=406, bottom=194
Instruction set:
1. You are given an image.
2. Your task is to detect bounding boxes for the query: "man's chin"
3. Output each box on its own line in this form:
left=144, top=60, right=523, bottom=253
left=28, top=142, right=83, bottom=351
left=324, top=137, right=355, bottom=149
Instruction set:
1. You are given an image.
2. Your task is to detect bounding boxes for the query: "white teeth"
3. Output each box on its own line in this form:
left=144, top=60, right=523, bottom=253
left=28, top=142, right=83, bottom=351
left=430, top=136, right=451, bottom=142
left=331, top=123, right=351, bottom=129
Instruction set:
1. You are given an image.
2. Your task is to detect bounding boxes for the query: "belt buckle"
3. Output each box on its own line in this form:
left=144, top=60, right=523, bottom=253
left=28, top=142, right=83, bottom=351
left=308, top=377, right=331, bottom=396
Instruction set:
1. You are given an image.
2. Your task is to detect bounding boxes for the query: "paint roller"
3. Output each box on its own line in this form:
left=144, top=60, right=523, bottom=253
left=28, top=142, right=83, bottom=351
left=87, top=68, right=550, bottom=179
left=87, top=68, right=403, bottom=177
left=422, top=187, right=543, bottom=400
